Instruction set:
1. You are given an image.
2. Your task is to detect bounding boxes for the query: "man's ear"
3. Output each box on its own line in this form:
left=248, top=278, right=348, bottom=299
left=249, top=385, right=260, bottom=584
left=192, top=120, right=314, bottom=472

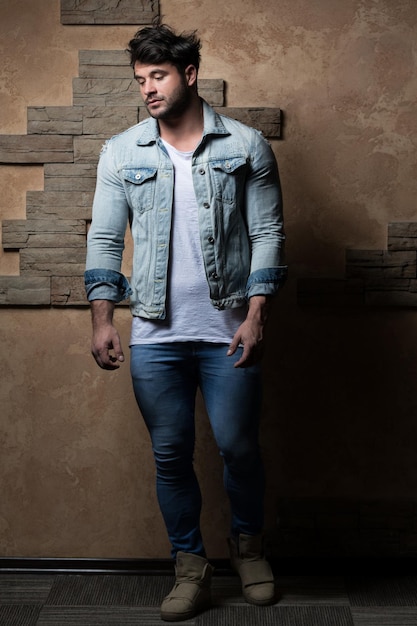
left=184, top=64, right=198, bottom=87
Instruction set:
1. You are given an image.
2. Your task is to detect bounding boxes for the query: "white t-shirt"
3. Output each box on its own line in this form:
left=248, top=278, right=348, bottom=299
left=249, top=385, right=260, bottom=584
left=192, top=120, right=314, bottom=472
left=130, top=140, right=246, bottom=346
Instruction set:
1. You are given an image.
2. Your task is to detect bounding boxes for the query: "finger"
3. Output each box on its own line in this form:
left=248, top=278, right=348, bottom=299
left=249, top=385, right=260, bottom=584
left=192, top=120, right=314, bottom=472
left=112, top=336, right=125, bottom=363
left=102, top=361, right=120, bottom=370
left=92, top=346, right=120, bottom=370
left=236, top=343, right=264, bottom=368
left=227, top=336, right=240, bottom=357
left=111, top=343, right=125, bottom=363
left=234, top=344, right=251, bottom=368
left=100, top=357, right=121, bottom=370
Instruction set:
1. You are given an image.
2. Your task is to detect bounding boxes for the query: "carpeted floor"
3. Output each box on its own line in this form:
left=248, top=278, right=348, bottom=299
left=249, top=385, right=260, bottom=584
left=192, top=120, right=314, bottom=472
left=1, top=571, right=417, bottom=625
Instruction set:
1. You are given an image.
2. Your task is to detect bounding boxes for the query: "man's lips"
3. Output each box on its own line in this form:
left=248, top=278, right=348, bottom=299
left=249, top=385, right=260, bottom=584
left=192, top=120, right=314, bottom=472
left=146, top=98, right=163, bottom=105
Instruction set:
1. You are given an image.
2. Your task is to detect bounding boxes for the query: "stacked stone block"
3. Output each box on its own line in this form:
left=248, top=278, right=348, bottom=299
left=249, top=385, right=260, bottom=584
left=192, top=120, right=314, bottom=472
left=61, top=0, right=159, bottom=25
left=298, top=223, right=417, bottom=307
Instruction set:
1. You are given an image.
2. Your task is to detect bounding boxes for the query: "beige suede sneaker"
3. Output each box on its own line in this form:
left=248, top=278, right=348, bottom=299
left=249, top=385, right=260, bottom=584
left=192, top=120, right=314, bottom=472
left=229, top=533, right=276, bottom=605
left=161, top=551, right=214, bottom=622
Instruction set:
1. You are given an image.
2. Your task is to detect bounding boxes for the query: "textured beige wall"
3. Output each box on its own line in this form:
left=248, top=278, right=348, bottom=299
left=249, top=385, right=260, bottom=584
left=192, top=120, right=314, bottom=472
left=1, top=0, right=417, bottom=558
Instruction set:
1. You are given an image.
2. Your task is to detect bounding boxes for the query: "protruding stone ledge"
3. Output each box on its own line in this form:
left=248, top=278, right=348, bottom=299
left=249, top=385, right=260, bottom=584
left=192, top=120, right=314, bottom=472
left=346, top=249, right=416, bottom=279
left=0, top=136, right=73, bottom=164
left=20, top=248, right=86, bottom=277
left=79, top=50, right=132, bottom=79
left=44, top=164, right=98, bottom=191
left=82, top=106, right=139, bottom=136
left=72, top=78, right=138, bottom=107
left=73, top=138, right=106, bottom=165
left=26, top=191, right=94, bottom=220
left=51, top=276, right=88, bottom=305
left=2, top=219, right=86, bottom=249
left=388, top=222, right=417, bottom=251
left=0, top=277, right=51, bottom=306
left=27, top=107, right=83, bottom=135
left=61, top=0, right=159, bottom=25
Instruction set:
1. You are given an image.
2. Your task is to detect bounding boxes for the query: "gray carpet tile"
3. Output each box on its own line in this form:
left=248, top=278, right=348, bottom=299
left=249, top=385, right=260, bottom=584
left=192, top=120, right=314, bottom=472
left=210, top=576, right=247, bottom=605
left=45, top=574, right=173, bottom=607
left=351, top=607, right=417, bottom=625
left=196, top=605, right=355, bottom=626
left=277, top=575, right=350, bottom=605
left=0, top=575, right=55, bottom=605
left=37, top=606, right=193, bottom=625
left=0, top=605, right=41, bottom=626
left=346, top=576, right=417, bottom=607
left=3, top=571, right=417, bottom=625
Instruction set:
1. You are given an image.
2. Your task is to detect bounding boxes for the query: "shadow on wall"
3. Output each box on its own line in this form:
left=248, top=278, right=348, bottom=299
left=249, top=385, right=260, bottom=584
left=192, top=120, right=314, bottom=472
left=261, top=289, right=417, bottom=558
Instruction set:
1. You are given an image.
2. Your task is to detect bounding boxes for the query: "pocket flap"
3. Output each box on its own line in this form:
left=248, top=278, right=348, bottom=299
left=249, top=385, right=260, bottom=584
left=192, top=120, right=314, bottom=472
left=122, top=167, right=157, bottom=185
left=211, top=157, right=247, bottom=174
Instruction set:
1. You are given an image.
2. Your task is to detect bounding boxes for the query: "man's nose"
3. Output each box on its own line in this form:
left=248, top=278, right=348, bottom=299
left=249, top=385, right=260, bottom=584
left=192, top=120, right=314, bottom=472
left=143, top=80, right=156, bottom=95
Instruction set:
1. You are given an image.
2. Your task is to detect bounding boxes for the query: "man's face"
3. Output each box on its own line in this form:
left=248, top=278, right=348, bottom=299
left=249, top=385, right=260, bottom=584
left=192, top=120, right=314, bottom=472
left=134, top=61, right=193, bottom=120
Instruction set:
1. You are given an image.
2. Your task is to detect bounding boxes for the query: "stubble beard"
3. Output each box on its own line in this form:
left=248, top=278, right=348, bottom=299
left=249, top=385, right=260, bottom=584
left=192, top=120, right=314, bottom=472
left=146, top=79, right=192, bottom=121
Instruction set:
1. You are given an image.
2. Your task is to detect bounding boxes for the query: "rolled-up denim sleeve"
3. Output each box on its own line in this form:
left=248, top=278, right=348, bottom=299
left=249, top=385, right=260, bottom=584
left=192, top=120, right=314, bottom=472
left=246, top=266, right=288, bottom=299
left=84, top=268, right=132, bottom=302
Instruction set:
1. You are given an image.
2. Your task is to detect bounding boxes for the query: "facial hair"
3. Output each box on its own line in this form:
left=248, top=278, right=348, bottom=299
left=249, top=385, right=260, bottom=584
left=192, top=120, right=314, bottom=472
left=145, top=76, right=192, bottom=121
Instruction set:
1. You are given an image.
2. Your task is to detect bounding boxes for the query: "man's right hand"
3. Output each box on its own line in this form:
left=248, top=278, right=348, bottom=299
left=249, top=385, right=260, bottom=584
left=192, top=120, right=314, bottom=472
left=90, top=300, right=124, bottom=370
left=91, top=323, right=124, bottom=370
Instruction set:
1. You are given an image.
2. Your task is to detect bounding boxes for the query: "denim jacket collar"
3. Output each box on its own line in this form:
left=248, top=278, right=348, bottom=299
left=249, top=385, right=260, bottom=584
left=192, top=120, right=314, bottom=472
left=135, top=99, right=230, bottom=148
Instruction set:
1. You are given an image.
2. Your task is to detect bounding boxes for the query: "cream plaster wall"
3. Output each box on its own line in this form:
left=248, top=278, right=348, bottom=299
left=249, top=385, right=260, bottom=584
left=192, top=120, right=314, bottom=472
left=1, top=0, right=417, bottom=558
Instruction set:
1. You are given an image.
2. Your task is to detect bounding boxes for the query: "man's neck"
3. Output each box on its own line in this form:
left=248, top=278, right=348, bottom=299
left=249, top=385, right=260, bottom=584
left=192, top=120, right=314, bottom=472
left=158, top=96, right=204, bottom=152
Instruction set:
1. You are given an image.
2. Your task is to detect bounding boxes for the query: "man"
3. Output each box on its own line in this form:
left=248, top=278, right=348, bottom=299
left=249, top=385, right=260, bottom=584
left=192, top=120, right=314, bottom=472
left=85, top=22, right=287, bottom=622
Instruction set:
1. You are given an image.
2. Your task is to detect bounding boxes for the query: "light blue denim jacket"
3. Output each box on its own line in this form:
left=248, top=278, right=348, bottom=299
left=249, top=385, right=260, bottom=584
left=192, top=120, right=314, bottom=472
left=85, top=99, right=287, bottom=319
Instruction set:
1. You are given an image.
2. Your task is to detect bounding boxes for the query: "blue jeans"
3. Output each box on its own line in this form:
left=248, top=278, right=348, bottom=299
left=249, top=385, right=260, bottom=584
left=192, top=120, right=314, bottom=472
left=130, top=342, right=265, bottom=558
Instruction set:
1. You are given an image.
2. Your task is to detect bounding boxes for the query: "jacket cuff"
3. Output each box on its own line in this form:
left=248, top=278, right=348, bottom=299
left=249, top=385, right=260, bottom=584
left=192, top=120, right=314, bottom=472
left=246, top=266, right=288, bottom=299
left=84, top=269, right=132, bottom=303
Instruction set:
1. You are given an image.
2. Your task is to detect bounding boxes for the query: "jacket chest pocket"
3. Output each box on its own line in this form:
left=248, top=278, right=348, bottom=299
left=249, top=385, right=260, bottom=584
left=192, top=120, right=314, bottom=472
left=209, top=157, right=247, bottom=205
left=122, top=167, right=157, bottom=213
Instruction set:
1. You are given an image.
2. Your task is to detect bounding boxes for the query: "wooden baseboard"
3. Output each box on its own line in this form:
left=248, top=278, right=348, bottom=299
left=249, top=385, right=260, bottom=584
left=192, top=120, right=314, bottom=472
left=0, top=556, right=415, bottom=575
left=0, top=557, right=232, bottom=575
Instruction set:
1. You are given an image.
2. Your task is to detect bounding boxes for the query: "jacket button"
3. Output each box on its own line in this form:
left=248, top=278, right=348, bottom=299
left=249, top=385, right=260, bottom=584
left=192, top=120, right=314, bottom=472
left=135, top=173, right=141, bottom=180
left=208, top=236, right=214, bottom=244
left=199, top=168, right=205, bottom=175
left=210, top=272, right=219, bottom=279
left=203, top=202, right=210, bottom=209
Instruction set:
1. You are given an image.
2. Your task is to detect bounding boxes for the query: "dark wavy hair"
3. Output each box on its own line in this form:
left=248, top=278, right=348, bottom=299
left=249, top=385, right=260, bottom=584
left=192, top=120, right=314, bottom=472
left=127, top=23, right=201, bottom=72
